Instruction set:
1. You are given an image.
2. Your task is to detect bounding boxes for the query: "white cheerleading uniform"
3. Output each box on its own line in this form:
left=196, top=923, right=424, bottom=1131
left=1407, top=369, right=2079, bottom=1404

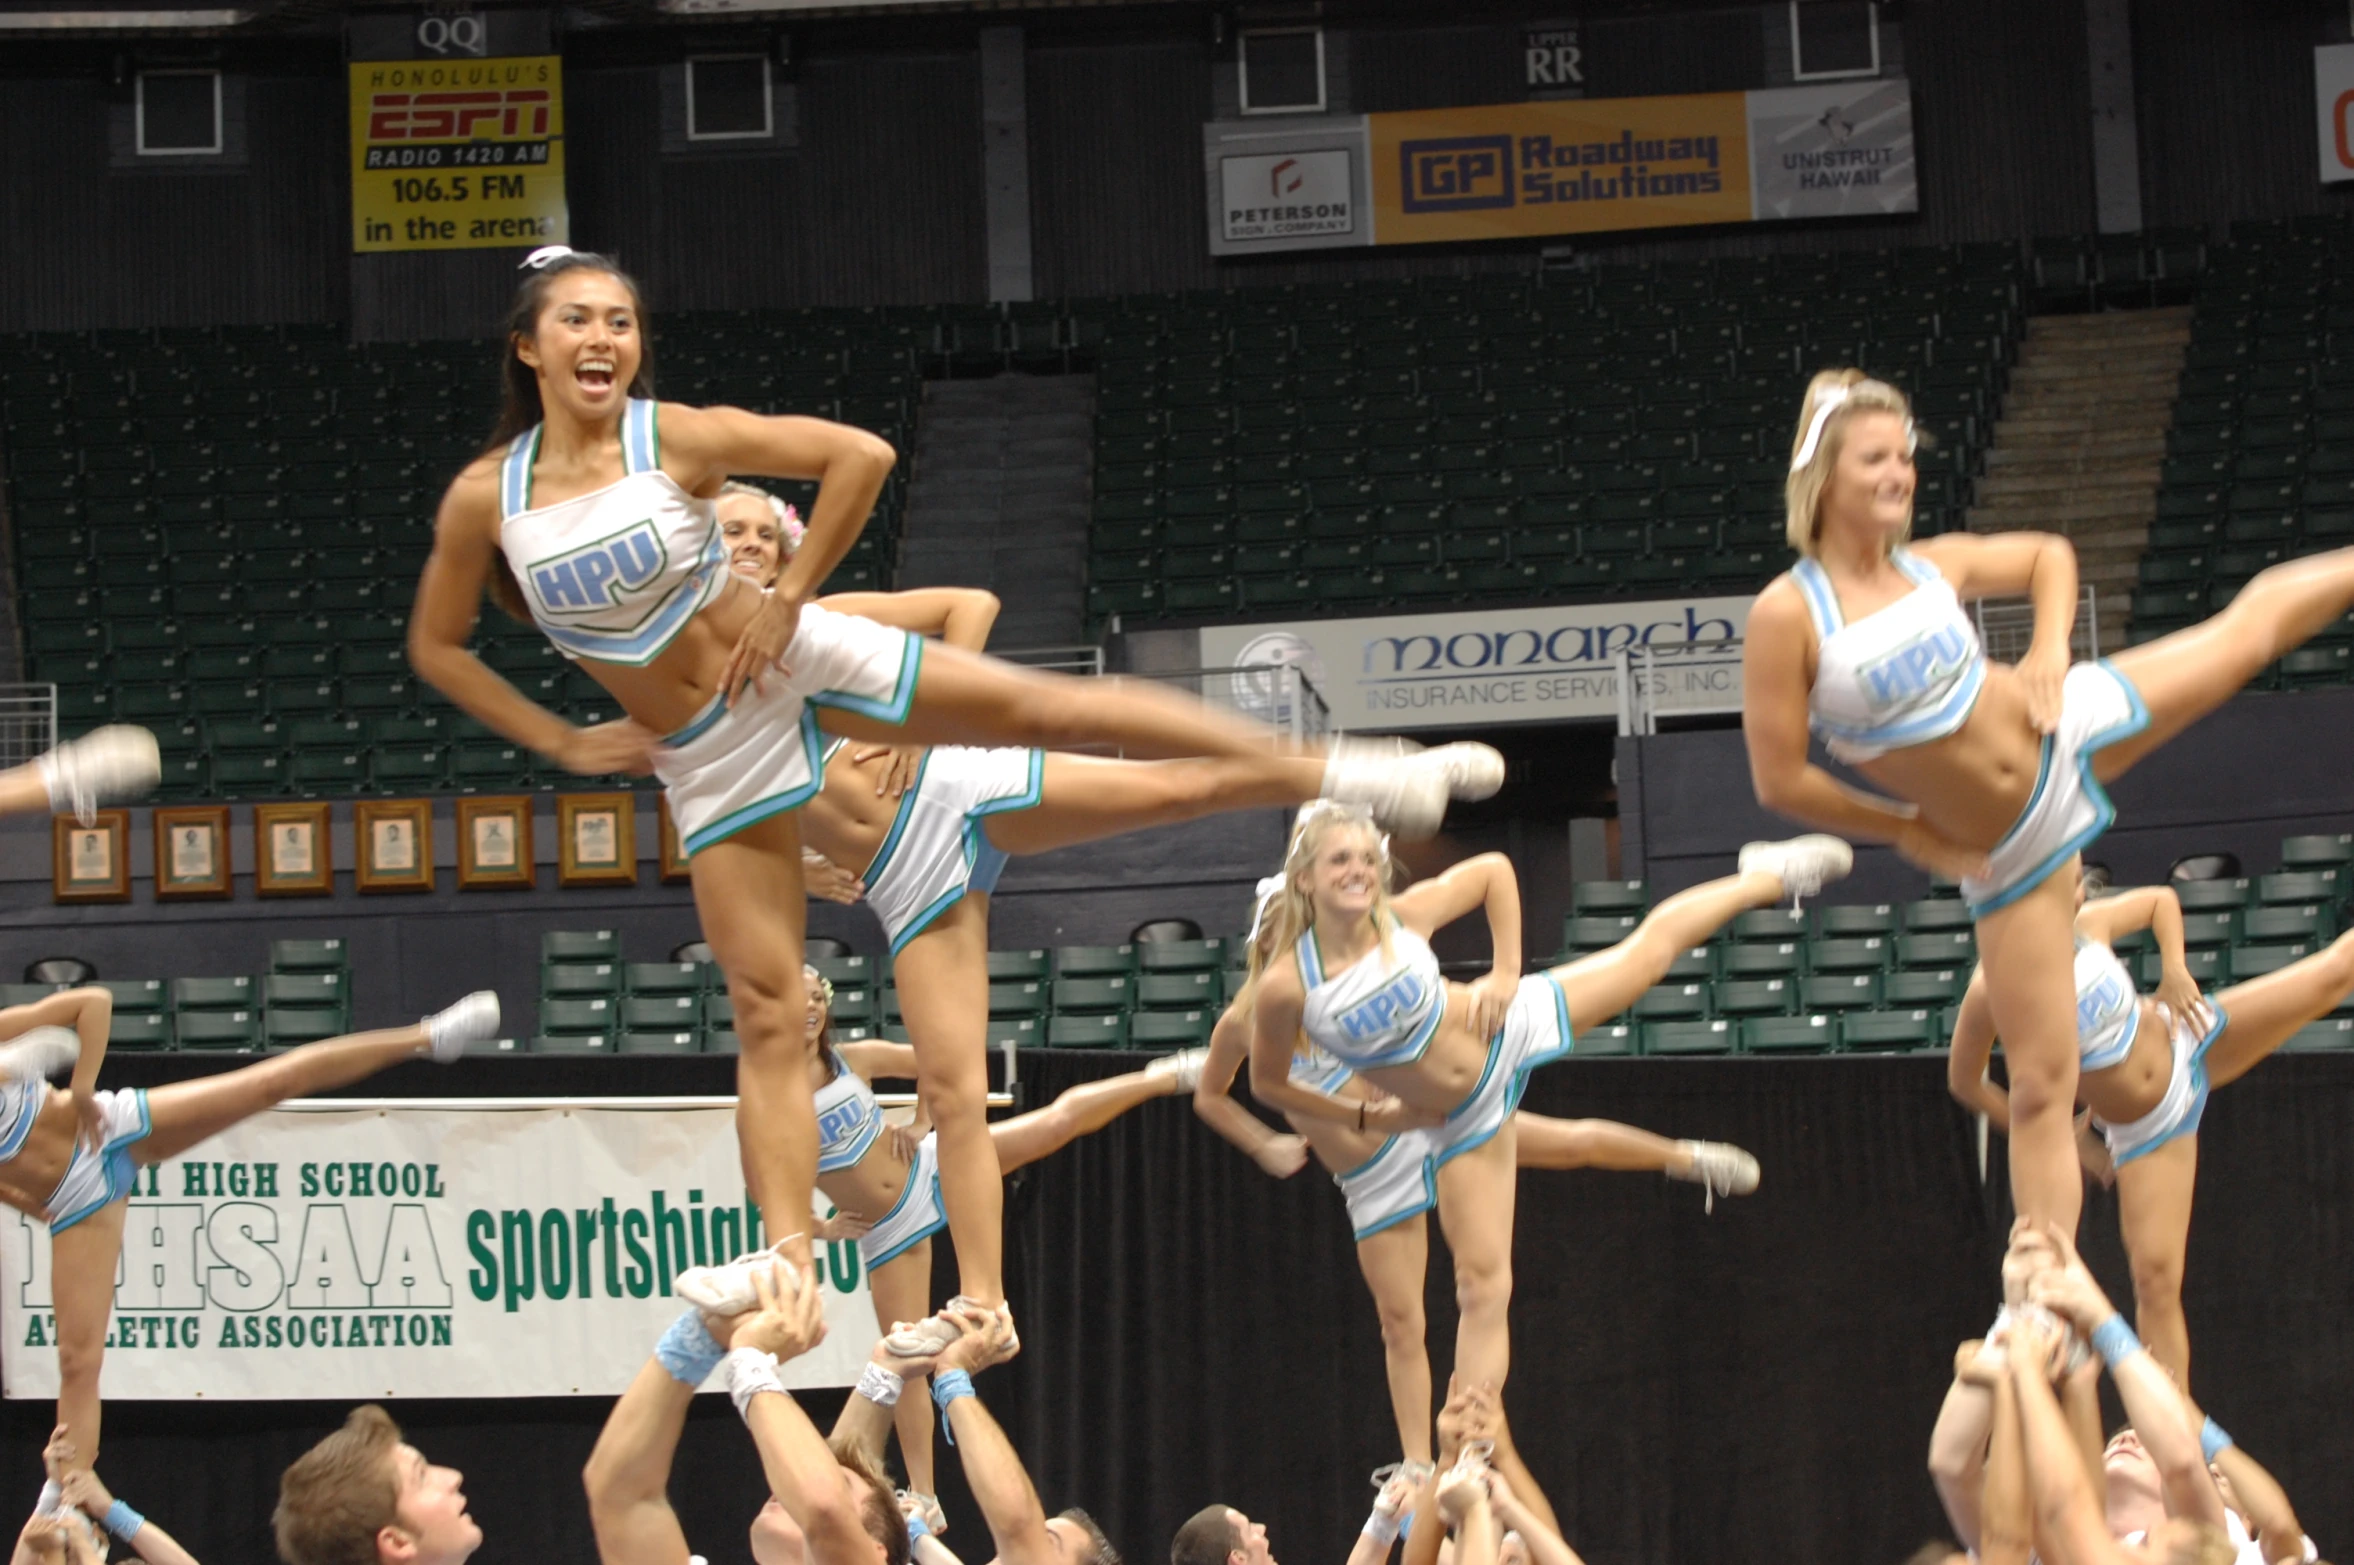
left=2096, top=1000, right=2224, bottom=1167
left=1787, top=549, right=2149, bottom=917
left=495, top=398, right=921, bottom=856
left=2073, top=938, right=2141, bottom=1072
left=811, top=1055, right=944, bottom=1269
left=1296, top=922, right=1450, bottom=1073
left=839, top=740, right=1045, bottom=954
left=2064, top=935, right=2225, bottom=1166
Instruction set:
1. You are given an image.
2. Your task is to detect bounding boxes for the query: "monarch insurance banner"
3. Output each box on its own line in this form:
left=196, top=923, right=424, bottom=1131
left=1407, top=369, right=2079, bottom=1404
left=1198, top=596, right=1751, bottom=731
left=349, top=55, right=569, bottom=253
left=2, top=1103, right=880, bottom=1399
left=1205, top=78, right=1914, bottom=256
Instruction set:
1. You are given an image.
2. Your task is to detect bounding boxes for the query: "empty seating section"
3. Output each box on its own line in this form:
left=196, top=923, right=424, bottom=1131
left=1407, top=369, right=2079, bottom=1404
left=0, top=310, right=921, bottom=798
left=1086, top=243, right=2025, bottom=628
left=2140, top=215, right=2354, bottom=682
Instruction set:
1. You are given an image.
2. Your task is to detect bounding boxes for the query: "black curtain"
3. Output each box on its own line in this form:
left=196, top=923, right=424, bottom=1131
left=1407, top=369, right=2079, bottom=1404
left=7, top=1052, right=2352, bottom=1565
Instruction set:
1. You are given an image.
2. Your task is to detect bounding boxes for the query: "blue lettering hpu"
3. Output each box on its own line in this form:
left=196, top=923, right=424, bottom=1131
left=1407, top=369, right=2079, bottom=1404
left=817, top=1100, right=869, bottom=1151
left=1338, top=970, right=1426, bottom=1042
left=2078, top=969, right=2132, bottom=1039
left=1859, top=624, right=1972, bottom=708
left=533, top=523, right=666, bottom=613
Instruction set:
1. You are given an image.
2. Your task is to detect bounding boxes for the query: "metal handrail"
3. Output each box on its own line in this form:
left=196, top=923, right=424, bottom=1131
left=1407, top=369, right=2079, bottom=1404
left=0, top=684, right=56, bottom=768
left=1615, top=638, right=1746, bottom=736
left=1137, top=662, right=1334, bottom=745
left=996, top=644, right=1106, bottom=677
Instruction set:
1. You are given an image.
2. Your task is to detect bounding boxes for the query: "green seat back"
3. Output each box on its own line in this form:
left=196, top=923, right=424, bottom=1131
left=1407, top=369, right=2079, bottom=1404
left=173, top=975, right=256, bottom=1010
left=619, top=1031, right=702, bottom=1055
left=1644, top=1019, right=1733, bottom=1055
left=544, top=963, right=620, bottom=997
left=108, top=1012, right=173, bottom=1050
left=532, top=1033, right=613, bottom=1055
left=1130, top=1009, right=1216, bottom=1047
left=1842, top=1009, right=1939, bottom=1052
left=1800, top=974, right=1882, bottom=1011
left=1809, top=937, right=1891, bottom=974
left=622, top=994, right=702, bottom=1031
left=1630, top=983, right=1707, bottom=1022
left=1742, top=1014, right=1838, bottom=1054
left=1046, top=1013, right=1129, bottom=1048
left=1054, top=945, right=1135, bottom=977
left=1136, top=939, right=1225, bottom=974
left=625, top=962, right=705, bottom=995
left=1136, top=971, right=1221, bottom=1009
left=1053, top=976, right=1133, bottom=1014
left=272, top=938, right=348, bottom=971
left=541, top=997, right=617, bottom=1033
left=1815, top=904, right=1896, bottom=938
left=543, top=929, right=620, bottom=963
left=985, top=949, right=1049, bottom=982
left=1896, top=932, right=1976, bottom=968
left=177, top=1008, right=261, bottom=1049
left=264, top=973, right=345, bottom=1008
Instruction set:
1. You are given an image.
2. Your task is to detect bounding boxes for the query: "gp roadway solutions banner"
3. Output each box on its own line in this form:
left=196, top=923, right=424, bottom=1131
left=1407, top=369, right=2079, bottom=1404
left=1199, top=595, right=1750, bottom=731
left=1206, top=78, right=1913, bottom=255
left=350, top=54, right=568, bottom=252
left=2, top=1102, right=879, bottom=1400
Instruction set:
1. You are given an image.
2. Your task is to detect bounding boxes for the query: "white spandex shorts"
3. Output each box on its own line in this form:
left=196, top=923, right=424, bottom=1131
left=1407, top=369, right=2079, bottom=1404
left=1425, top=974, right=1575, bottom=1171
left=858, top=1130, right=946, bottom=1270
left=1961, top=660, right=2149, bottom=917
left=655, top=605, right=920, bottom=856
left=864, top=746, right=1045, bottom=953
left=1335, top=1133, right=1437, bottom=1241
left=48, top=1088, right=150, bottom=1232
left=2099, top=998, right=2223, bottom=1166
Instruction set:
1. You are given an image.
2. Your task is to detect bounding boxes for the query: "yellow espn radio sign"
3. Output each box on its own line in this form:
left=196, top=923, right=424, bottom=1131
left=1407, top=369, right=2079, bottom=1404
left=348, top=55, right=569, bottom=254
left=1368, top=93, right=1751, bottom=245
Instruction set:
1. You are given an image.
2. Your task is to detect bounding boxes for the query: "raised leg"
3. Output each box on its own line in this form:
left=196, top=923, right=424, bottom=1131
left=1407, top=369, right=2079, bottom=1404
left=988, top=1063, right=1181, bottom=1174
left=2114, top=1137, right=2199, bottom=1388
left=1548, top=869, right=1784, bottom=1032
left=2100, top=547, right=2354, bottom=780
left=1432, top=1124, right=1519, bottom=1395
left=890, top=898, right=1004, bottom=1308
left=867, top=1245, right=938, bottom=1497
left=689, top=814, right=817, bottom=1280
left=1352, top=1216, right=1434, bottom=1465
left=2206, top=928, right=2354, bottom=1088
left=135, top=1025, right=431, bottom=1162
left=0, top=762, right=50, bottom=816
left=48, top=1201, right=126, bottom=1472
left=1512, top=1114, right=1692, bottom=1174
left=1974, top=871, right=2085, bottom=1238
left=980, top=752, right=1326, bottom=858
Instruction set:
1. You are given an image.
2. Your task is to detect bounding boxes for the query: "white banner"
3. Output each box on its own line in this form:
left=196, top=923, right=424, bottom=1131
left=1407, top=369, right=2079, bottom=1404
left=2, top=1102, right=881, bottom=1400
left=1198, top=596, right=1750, bottom=730
left=2317, top=45, right=2354, bottom=183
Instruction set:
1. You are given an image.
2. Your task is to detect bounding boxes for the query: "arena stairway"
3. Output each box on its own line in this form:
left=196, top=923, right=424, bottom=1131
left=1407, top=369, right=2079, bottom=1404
left=1965, top=307, right=2192, bottom=653
left=895, top=374, right=1095, bottom=649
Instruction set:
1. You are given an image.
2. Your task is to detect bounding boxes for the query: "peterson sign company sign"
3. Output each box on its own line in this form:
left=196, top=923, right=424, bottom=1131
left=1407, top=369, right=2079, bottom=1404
left=1198, top=597, right=1750, bottom=731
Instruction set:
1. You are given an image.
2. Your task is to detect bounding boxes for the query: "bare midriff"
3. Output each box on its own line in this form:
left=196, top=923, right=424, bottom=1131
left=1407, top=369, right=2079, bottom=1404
left=798, top=749, right=897, bottom=872
left=2078, top=1000, right=2175, bottom=1126
left=565, top=573, right=768, bottom=736
left=1359, top=980, right=1502, bottom=1119
left=1852, top=662, right=2045, bottom=851
left=0, top=1092, right=82, bottom=1219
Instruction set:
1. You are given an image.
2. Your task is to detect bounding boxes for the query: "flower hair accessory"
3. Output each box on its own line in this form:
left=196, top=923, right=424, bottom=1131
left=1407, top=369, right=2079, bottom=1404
left=775, top=500, right=806, bottom=556
left=801, top=969, right=835, bottom=1008
left=520, top=244, right=577, bottom=271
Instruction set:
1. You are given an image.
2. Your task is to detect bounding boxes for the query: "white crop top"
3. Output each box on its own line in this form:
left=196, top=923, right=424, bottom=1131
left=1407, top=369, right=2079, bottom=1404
left=1296, top=920, right=1447, bottom=1072
left=2074, top=937, right=2142, bottom=1072
left=1790, top=548, right=1986, bottom=763
left=813, top=1051, right=882, bottom=1173
left=1290, top=1038, right=1354, bottom=1095
left=496, top=398, right=728, bottom=667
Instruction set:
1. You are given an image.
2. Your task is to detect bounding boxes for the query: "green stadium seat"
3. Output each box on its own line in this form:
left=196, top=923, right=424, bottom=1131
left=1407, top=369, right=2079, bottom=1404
left=1886, top=969, right=1967, bottom=1008
left=2173, top=879, right=2252, bottom=913
left=2242, top=905, right=2330, bottom=944
left=1054, top=945, right=1135, bottom=977
left=1573, top=1022, right=1636, bottom=1056
left=626, top=962, right=705, bottom=995
left=544, top=930, right=620, bottom=963
left=1714, top=979, right=1796, bottom=1017
left=1741, top=1014, right=1838, bottom=1054
left=266, top=1009, right=345, bottom=1047
left=541, top=996, right=618, bottom=1034
left=986, top=1016, right=1043, bottom=1047
left=1901, top=898, right=1974, bottom=933
left=1645, top=1019, right=1734, bottom=1055
left=2141, top=947, right=2224, bottom=987
left=984, top=949, right=1049, bottom=982
left=2280, top=834, right=2354, bottom=868
left=810, top=955, right=880, bottom=988
left=1047, top=1013, right=1129, bottom=1048
left=1570, top=880, right=1646, bottom=915
left=2179, top=911, right=2238, bottom=946
left=2283, top=1018, right=2354, bottom=1051
left=987, top=981, right=1048, bottom=1018
left=531, top=1033, right=613, bottom=1055
left=1630, top=984, right=1707, bottom=1022
left=1897, top=933, right=1975, bottom=968
left=1721, top=942, right=1802, bottom=979
left=1052, top=976, right=1132, bottom=1013
left=107, top=1012, right=172, bottom=1050
left=173, top=976, right=255, bottom=1010
left=1136, top=971, right=1221, bottom=1009
left=0, top=983, right=60, bottom=1007
left=544, top=963, right=620, bottom=997
left=703, top=1026, right=742, bottom=1054
left=622, top=995, right=702, bottom=1031
left=93, top=978, right=165, bottom=1012
left=1130, top=1009, right=1216, bottom=1047
left=1816, top=904, right=1898, bottom=938
left=1661, top=945, right=1714, bottom=982
left=1809, top=938, right=1892, bottom=974
left=1800, top=974, right=1882, bottom=1011
left=2228, top=943, right=2311, bottom=980
left=1843, top=1009, right=1939, bottom=1052
left=1730, top=909, right=1807, bottom=942
left=1563, top=915, right=1638, bottom=952
left=263, top=973, right=346, bottom=1009
left=272, top=938, right=348, bottom=972
left=177, top=1009, right=261, bottom=1050
left=618, top=1031, right=702, bottom=1055
left=1136, top=939, right=1225, bottom=973
left=2257, top=870, right=2341, bottom=905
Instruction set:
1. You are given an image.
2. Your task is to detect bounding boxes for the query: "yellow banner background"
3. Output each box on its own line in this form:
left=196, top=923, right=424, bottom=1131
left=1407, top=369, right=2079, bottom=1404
left=348, top=54, right=569, bottom=254
left=1369, top=93, right=1751, bottom=245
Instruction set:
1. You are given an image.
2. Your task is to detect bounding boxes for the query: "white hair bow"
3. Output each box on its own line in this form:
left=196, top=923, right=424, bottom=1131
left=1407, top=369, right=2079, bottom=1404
left=519, top=243, right=577, bottom=271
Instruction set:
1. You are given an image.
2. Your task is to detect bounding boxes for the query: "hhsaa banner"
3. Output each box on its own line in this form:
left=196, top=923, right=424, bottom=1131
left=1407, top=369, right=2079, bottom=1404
left=1197, top=595, right=1751, bottom=731
left=1, top=1102, right=881, bottom=1400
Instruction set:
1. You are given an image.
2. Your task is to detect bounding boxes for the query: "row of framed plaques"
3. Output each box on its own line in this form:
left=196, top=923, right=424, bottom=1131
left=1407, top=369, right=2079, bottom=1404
left=54, top=795, right=693, bottom=903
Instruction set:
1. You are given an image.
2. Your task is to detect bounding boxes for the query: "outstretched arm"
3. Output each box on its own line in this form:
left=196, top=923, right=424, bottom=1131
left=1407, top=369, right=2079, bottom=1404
left=2007, top=1331, right=2127, bottom=1565
left=2080, top=887, right=2205, bottom=1026
left=1390, top=853, right=1521, bottom=978
left=931, top=1315, right=1057, bottom=1565
left=1927, top=1351, right=1994, bottom=1550
left=584, top=1311, right=725, bottom=1565
left=1249, top=978, right=1421, bottom=1131
left=821, top=589, right=1000, bottom=653
left=726, top=1271, right=889, bottom=1565
left=1946, top=970, right=2011, bottom=1131
left=1193, top=1003, right=1310, bottom=1177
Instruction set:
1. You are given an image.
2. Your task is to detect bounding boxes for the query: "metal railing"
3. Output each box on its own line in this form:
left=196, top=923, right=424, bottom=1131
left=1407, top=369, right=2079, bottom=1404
left=1139, top=662, right=1334, bottom=746
left=996, top=644, right=1106, bottom=677
left=0, top=684, right=56, bottom=768
left=1973, top=586, right=2101, bottom=663
left=1615, top=640, right=1745, bottom=735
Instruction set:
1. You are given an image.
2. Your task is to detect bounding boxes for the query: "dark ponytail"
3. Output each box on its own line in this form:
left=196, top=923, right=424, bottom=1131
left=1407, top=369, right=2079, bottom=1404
left=476, top=249, right=657, bottom=621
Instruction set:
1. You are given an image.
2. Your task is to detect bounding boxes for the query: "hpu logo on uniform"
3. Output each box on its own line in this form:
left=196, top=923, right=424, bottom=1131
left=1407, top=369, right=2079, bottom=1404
left=2078, top=967, right=2132, bottom=1038
left=1399, top=136, right=1515, bottom=213
left=1858, top=624, right=1973, bottom=709
left=816, top=1099, right=869, bottom=1154
left=531, top=522, right=667, bottom=616
left=1338, top=970, right=1427, bottom=1043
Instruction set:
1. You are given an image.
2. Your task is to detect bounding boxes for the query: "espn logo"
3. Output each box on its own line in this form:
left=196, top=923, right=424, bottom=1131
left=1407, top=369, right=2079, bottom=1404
left=1398, top=135, right=1514, bottom=214
left=370, top=89, right=551, bottom=141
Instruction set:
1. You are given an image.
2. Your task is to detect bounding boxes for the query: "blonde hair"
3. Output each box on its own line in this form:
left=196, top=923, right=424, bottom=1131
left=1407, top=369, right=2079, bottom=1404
left=1242, top=802, right=1399, bottom=1003
left=1783, top=368, right=1919, bottom=557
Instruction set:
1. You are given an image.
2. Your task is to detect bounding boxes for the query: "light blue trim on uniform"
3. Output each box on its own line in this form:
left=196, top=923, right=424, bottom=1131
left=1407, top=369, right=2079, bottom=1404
left=1295, top=928, right=1325, bottom=989
left=0, top=1082, right=42, bottom=1162
left=2112, top=998, right=2227, bottom=1168
left=622, top=398, right=659, bottom=476
left=822, top=737, right=850, bottom=766
left=876, top=748, right=1048, bottom=956
left=1810, top=657, right=1987, bottom=752
left=806, top=631, right=924, bottom=725
left=500, top=426, right=542, bottom=519
left=1429, top=976, right=1574, bottom=1171
left=1340, top=1135, right=1438, bottom=1242
left=1788, top=557, right=1843, bottom=636
left=861, top=751, right=936, bottom=890
left=859, top=1161, right=947, bottom=1270
left=537, top=549, right=725, bottom=668
left=48, top=1089, right=151, bottom=1233
left=1297, top=921, right=1448, bottom=1072
left=1965, top=660, right=2152, bottom=918
left=663, top=692, right=731, bottom=749
left=680, top=709, right=829, bottom=856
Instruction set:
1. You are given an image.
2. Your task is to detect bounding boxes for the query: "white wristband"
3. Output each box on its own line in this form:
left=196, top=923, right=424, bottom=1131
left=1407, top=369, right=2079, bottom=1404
left=857, top=1362, right=905, bottom=1407
left=1361, top=1512, right=1402, bottom=1546
left=725, top=1347, right=785, bottom=1417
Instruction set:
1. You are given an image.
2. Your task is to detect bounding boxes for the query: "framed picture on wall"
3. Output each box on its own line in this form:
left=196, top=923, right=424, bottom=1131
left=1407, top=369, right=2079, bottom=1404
left=558, top=792, right=637, bottom=887
left=52, top=811, right=130, bottom=903
left=254, top=801, right=333, bottom=897
left=657, top=797, right=691, bottom=884
left=456, top=795, right=534, bottom=890
left=356, top=799, right=433, bottom=893
left=152, top=805, right=231, bottom=900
